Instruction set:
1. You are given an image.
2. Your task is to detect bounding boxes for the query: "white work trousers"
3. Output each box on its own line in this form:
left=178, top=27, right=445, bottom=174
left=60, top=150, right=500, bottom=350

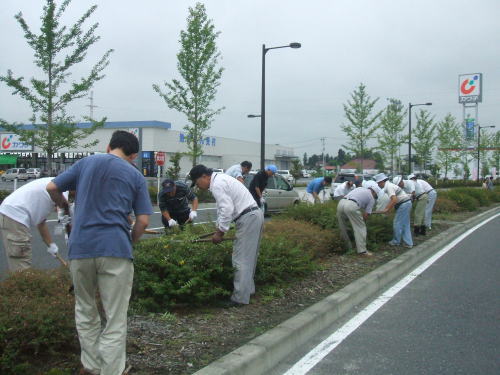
left=70, top=257, right=134, bottom=375
left=231, top=209, right=264, bottom=304
left=425, top=190, right=437, bottom=228
left=337, top=199, right=367, bottom=253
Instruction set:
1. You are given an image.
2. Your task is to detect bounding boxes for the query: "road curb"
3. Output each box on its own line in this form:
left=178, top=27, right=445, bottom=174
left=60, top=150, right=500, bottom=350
left=194, top=206, right=500, bottom=375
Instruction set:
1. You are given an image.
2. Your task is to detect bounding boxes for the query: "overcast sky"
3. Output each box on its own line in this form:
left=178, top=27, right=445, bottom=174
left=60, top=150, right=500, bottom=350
left=1, top=0, right=499, bottom=158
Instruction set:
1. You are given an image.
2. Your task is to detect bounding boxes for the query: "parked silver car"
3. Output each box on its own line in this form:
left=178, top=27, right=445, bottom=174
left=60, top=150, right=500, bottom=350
left=1, top=168, right=29, bottom=181
left=244, top=173, right=299, bottom=214
left=26, top=168, right=41, bottom=179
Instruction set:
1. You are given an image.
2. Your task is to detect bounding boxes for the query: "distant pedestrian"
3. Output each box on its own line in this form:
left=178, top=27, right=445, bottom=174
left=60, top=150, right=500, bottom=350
left=409, top=174, right=437, bottom=231
left=189, top=164, right=264, bottom=307
left=225, top=161, right=252, bottom=183
left=333, top=180, right=355, bottom=200
left=0, top=177, right=68, bottom=272
left=337, top=181, right=381, bottom=256
left=47, top=130, right=153, bottom=375
left=487, top=176, right=494, bottom=190
left=159, top=179, right=198, bottom=229
left=307, top=176, right=332, bottom=203
left=375, top=173, right=413, bottom=248
left=248, top=164, right=277, bottom=210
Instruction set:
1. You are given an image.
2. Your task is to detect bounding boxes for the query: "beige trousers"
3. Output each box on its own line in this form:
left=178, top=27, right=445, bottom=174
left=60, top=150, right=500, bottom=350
left=414, top=193, right=429, bottom=226
left=70, top=257, right=134, bottom=375
left=337, top=199, right=367, bottom=253
left=0, top=213, right=32, bottom=272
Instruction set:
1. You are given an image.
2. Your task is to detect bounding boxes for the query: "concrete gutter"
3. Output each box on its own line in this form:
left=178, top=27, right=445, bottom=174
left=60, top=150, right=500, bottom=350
left=194, top=205, right=500, bottom=375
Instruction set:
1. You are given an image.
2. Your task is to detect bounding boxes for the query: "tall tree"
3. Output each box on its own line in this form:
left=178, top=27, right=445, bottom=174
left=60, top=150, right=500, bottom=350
left=376, top=98, right=407, bottom=175
left=153, top=3, right=224, bottom=168
left=0, top=0, right=112, bottom=172
left=303, top=152, right=308, bottom=167
left=489, top=130, right=500, bottom=177
left=341, top=83, right=382, bottom=172
left=412, top=109, right=436, bottom=172
left=166, top=152, right=182, bottom=180
left=435, top=113, right=462, bottom=179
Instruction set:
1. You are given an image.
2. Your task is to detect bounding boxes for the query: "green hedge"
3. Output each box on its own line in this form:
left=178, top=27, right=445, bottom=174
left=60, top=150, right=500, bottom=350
left=0, top=269, right=76, bottom=374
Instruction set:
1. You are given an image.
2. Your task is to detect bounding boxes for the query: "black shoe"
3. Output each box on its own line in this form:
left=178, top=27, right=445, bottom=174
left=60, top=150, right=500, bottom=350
left=420, top=225, right=426, bottom=235
left=414, top=226, right=421, bottom=236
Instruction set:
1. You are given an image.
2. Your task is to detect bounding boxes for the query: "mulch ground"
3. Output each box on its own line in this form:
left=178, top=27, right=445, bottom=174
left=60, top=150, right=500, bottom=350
left=123, top=208, right=492, bottom=375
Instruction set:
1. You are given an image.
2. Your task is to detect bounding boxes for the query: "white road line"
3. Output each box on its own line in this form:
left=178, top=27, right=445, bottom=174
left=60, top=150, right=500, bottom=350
left=283, top=212, right=500, bottom=375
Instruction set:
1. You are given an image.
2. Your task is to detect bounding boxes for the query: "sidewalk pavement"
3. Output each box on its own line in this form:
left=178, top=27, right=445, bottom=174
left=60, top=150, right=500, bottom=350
left=193, top=205, right=500, bottom=375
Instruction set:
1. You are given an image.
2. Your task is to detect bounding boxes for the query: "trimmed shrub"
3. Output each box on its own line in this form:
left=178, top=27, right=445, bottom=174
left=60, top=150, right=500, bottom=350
left=0, top=269, right=76, bottom=374
left=366, top=214, right=394, bottom=247
left=440, top=191, right=478, bottom=211
left=264, top=218, right=342, bottom=256
left=0, top=190, right=10, bottom=204
left=454, top=188, right=491, bottom=206
left=281, top=200, right=339, bottom=229
left=132, top=222, right=318, bottom=311
left=434, top=197, right=461, bottom=213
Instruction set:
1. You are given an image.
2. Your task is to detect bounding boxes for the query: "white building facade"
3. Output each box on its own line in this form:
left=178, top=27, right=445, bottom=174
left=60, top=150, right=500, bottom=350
left=0, top=121, right=297, bottom=177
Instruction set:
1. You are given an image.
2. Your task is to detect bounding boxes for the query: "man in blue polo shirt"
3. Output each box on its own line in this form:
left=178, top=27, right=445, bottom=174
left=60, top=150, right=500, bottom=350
left=306, top=176, right=332, bottom=203
left=46, top=131, right=153, bottom=375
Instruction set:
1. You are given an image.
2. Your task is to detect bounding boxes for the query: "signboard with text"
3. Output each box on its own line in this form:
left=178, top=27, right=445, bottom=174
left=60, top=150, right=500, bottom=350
left=465, top=118, right=475, bottom=141
left=155, top=152, right=165, bottom=166
left=0, top=133, right=33, bottom=151
left=459, top=73, right=482, bottom=103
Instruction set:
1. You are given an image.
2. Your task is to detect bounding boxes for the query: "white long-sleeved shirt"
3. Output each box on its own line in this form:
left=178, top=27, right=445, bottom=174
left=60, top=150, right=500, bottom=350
left=402, top=180, right=415, bottom=195
left=416, top=179, right=434, bottom=194
left=225, top=164, right=243, bottom=179
left=209, top=173, right=257, bottom=232
left=334, top=181, right=355, bottom=198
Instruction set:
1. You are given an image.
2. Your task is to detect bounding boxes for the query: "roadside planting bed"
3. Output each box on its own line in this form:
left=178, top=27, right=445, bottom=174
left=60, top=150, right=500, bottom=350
left=0, top=187, right=498, bottom=374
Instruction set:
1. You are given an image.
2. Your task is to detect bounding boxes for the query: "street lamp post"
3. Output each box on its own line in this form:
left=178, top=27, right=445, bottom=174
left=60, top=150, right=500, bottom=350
left=477, top=125, right=496, bottom=181
left=408, top=102, right=432, bottom=174
left=259, top=42, right=301, bottom=170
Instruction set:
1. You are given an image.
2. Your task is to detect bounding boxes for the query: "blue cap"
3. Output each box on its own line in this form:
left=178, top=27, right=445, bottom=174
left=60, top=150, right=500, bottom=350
left=265, top=164, right=277, bottom=173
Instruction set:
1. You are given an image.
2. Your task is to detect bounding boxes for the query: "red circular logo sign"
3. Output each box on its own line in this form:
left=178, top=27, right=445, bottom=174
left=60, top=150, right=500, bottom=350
left=155, top=152, right=165, bottom=166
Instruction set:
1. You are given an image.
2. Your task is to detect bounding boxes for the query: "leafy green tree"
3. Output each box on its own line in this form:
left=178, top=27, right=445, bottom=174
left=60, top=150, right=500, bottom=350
left=0, top=0, right=112, bottom=173
left=489, top=130, right=500, bottom=176
left=341, top=83, right=382, bottom=170
left=153, top=3, right=224, bottom=168
left=435, top=113, right=462, bottom=179
left=302, top=152, right=308, bottom=167
left=412, top=109, right=436, bottom=172
left=290, top=159, right=302, bottom=179
left=376, top=98, right=407, bottom=175
left=166, top=152, right=183, bottom=180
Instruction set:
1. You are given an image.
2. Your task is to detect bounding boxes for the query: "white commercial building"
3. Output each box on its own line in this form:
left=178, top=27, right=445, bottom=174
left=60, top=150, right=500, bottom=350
left=0, top=121, right=297, bottom=177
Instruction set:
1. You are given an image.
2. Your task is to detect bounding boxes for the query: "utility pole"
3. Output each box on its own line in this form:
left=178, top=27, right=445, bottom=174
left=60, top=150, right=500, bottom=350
left=86, top=91, right=98, bottom=119
left=321, top=137, right=326, bottom=176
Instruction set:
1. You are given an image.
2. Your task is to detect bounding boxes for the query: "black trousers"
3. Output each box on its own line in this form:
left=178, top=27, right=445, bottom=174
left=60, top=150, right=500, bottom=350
left=161, top=211, right=190, bottom=228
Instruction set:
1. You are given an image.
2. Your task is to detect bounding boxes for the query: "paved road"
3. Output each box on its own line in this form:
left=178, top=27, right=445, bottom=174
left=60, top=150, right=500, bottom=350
left=272, top=215, right=500, bottom=375
left=0, top=206, right=218, bottom=279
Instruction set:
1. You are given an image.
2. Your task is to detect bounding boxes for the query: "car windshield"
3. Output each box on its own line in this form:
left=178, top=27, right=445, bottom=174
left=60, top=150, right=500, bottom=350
left=334, top=175, right=355, bottom=183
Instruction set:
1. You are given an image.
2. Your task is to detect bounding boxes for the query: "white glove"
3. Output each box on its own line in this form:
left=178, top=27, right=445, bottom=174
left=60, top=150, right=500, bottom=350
left=47, top=243, right=59, bottom=257
left=168, top=219, right=178, bottom=227
left=260, top=197, right=266, bottom=206
left=189, top=211, right=197, bottom=220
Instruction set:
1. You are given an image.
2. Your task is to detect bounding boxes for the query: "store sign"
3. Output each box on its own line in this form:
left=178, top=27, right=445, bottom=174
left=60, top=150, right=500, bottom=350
left=179, top=133, right=216, bottom=146
left=465, top=118, right=475, bottom=141
left=459, top=73, right=482, bottom=103
left=155, top=152, right=165, bottom=166
left=0, top=133, right=33, bottom=151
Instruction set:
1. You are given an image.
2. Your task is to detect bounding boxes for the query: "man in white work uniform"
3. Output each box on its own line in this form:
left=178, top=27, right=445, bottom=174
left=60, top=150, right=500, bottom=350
left=0, top=177, right=68, bottom=271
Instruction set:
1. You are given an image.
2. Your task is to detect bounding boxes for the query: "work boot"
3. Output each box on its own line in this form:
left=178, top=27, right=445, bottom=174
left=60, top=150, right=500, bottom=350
left=420, top=225, right=426, bottom=235
left=414, top=226, right=421, bottom=236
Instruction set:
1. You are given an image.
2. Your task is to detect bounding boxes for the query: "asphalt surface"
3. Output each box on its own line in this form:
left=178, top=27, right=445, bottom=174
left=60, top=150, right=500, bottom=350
left=271, top=215, right=500, bottom=375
